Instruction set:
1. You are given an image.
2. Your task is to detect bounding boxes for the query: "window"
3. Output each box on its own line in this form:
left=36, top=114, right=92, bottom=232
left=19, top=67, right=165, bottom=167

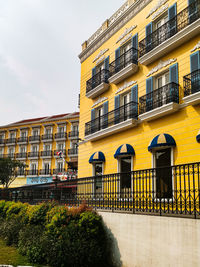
left=32, top=145, right=38, bottom=152
left=119, top=157, right=132, bottom=197
left=20, top=147, right=26, bottom=153
left=155, top=72, right=169, bottom=89
left=154, top=148, right=172, bottom=199
left=33, top=129, right=39, bottom=136
left=0, top=134, right=4, bottom=141
left=58, top=127, right=64, bottom=133
left=57, top=162, right=63, bottom=172
left=46, top=128, right=51, bottom=135
left=96, top=61, right=104, bottom=73
left=9, top=147, right=14, bottom=156
left=21, top=131, right=27, bottom=138
left=31, top=163, right=37, bottom=175
left=10, top=132, right=15, bottom=139
left=72, top=124, right=78, bottom=132
left=45, top=144, right=50, bottom=151
left=121, top=41, right=132, bottom=64
left=57, top=143, right=64, bottom=150
left=93, top=163, right=103, bottom=195
left=44, top=163, right=50, bottom=174
left=0, top=149, right=3, bottom=157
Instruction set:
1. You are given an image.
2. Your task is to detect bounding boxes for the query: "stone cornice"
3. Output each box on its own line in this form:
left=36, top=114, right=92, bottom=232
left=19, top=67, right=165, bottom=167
left=79, top=0, right=152, bottom=63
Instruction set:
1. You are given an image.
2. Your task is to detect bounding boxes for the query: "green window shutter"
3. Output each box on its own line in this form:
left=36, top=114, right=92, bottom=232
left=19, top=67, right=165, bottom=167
left=131, top=85, right=138, bottom=117
left=168, top=3, right=177, bottom=36
left=102, top=101, right=109, bottom=129
left=146, top=77, right=153, bottom=112
left=132, top=33, right=138, bottom=62
left=114, top=95, right=120, bottom=124
left=145, top=22, right=152, bottom=52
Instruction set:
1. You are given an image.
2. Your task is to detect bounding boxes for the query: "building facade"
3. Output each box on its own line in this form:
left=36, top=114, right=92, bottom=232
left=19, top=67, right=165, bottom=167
left=0, top=113, right=79, bottom=187
left=78, top=0, right=200, bottom=198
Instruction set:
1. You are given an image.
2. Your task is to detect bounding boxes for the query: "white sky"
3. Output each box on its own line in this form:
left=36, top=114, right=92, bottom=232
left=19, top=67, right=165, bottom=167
left=0, top=0, right=125, bottom=125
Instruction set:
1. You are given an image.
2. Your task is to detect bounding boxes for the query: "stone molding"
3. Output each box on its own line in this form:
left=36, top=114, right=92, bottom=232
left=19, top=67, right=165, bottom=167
left=146, top=58, right=177, bottom=77
left=191, top=41, right=200, bottom=52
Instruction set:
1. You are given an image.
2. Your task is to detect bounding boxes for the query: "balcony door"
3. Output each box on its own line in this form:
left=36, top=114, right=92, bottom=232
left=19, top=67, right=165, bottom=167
left=121, top=41, right=131, bottom=66
left=95, top=106, right=103, bottom=131
left=155, top=72, right=169, bottom=106
left=121, top=91, right=131, bottom=120
left=155, top=148, right=172, bottom=199
left=155, top=15, right=168, bottom=43
left=33, top=129, right=39, bottom=136
left=44, top=163, right=50, bottom=175
left=31, top=164, right=37, bottom=175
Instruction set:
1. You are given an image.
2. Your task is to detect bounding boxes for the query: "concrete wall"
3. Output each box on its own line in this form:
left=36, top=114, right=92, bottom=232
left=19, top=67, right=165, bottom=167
left=99, top=212, right=200, bottom=267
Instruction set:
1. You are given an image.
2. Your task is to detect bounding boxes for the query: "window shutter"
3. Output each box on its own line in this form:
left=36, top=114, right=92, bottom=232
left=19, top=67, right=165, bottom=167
left=188, top=0, right=197, bottom=23
left=104, top=56, right=110, bottom=81
left=92, top=67, right=97, bottom=89
left=91, top=109, right=96, bottom=133
left=169, top=63, right=179, bottom=102
left=168, top=3, right=177, bottom=36
left=131, top=85, right=138, bottom=117
left=145, top=23, right=152, bottom=52
left=146, top=77, right=153, bottom=112
left=190, top=51, right=200, bottom=72
left=115, top=48, right=121, bottom=72
left=132, top=33, right=138, bottom=62
left=103, top=101, right=109, bottom=129
left=169, top=63, right=178, bottom=84
left=114, top=95, right=120, bottom=124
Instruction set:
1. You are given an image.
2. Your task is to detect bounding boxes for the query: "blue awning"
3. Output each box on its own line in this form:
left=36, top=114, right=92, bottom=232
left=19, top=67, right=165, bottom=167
left=148, top=133, right=176, bottom=152
left=196, top=130, right=200, bottom=143
left=89, top=151, right=105, bottom=164
left=114, top=144, right=135, bottom=158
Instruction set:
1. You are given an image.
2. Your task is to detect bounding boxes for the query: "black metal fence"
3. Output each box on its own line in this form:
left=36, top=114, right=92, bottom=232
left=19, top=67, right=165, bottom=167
left=139, top=0, right=200, bottom=57
left=1, top=161, right=200, bottom=219
left=109, top=47, right=138, bottom=77
left=183, top=69, right=200, bottom=96
left=85, top=101, right=138, bottom=136
left=139, top=83, right=179, bottom=114
left=86, top=69, right=109, bottom=94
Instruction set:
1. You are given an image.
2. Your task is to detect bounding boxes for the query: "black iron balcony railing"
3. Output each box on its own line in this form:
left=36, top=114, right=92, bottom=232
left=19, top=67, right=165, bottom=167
left=29, top=135, right=40, bottom=142
left=68, top=148, right=78, bottom=155
left=183, top=69, right=200, bottom=97
left=39, top=169, right=52, bottom=175
left=68, top=131, right=79, bottom=138
left=2, top=161, right=200, bottom=219
left=41, top=150, right=52, bottom=157
left=86, top=69, right=109, bottom=94
left=6, top=138, right=16, bottom=144
left=85, top=101, right=138, bottom=136
left=28, top=152, right=39, bottom=158
left=139, top=83, right=179, bottom=114
left=53, top=168, right=65, bottom=174
left=27, top=169, right=38, bottom=176
left=17, top=137, right=28, bottom=143
left=139, top=0, right=200, bottom=57
left=55, top=132, right=67, bottom=139
left=5, top=153, right=15, bottom=158
left=54, top=149, right=66, bottom=156
left=0, top=139, right=5, bottom=145
left=109, top=47, right=138, bottom=77
left=42, top=134, right=53, bottom=141
left=17, top=169, right=26, bottom=176
left=16, top=152, right=27, bottom=158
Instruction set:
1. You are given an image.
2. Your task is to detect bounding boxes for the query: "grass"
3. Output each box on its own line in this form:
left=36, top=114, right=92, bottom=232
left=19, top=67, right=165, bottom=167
left=0, top=238, right=32, bottom=266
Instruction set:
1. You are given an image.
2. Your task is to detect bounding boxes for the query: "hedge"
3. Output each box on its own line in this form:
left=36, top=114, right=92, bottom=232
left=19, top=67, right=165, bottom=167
left=0, top=201, right=114, bottom=267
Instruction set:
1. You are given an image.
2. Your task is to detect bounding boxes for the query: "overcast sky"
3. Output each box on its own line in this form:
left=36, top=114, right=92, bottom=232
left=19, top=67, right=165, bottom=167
left=0, top=0, right=125, bottom=125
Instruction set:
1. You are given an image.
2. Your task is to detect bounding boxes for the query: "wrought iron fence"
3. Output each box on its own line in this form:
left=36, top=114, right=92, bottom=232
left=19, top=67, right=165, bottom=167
left=16, top=152, right=27, bottom=159
left=139, top=0, right=200, bottom=57
left=86, top=69, right=109, bottom=94
left=55, top=132, right=67, bottom=139
left=68, top=148, right=78, bottom=155
left=17, top=137, right=28, bottom=143
left=139, top=83, right=179, bottom=114
left=42, top=134, right=53, bottom=141
left=40, top=150, right=52, bottom=157
left=28, top=152, right=39, bottom=158
left=1, top=162, right=200, bottom=219
left=109, top=47, right=138, bottom=77
left=6, top=138, right=16, bottom=144
left=183, top=69, right=200, bottom=96
left=68, top=131, right=79, bottom=138
left=29, top=135, right=40, bottom=142
left=85, top=101, right=138, bottom=136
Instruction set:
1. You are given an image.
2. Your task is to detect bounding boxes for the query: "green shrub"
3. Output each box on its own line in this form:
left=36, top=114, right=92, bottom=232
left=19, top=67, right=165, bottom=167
left=0, top=200, right=6, bottom=217
left=6, top=202, right=28, bottom=220
left=28, top=202, right=52, bottom=225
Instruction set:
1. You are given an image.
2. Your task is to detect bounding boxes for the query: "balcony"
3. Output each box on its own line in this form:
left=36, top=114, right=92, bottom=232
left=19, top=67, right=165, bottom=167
left=85, top=101, right=138, bottom=141
left=39, top=169, right=52, bottom=176
left=28, top=152, right=39, bottom=159
left=68, top=148, right=78, bottom=157
left=68, top=131, right=79, bottom=140
left=183, top=69, right=200, bottom=105
left=27, top=169, right=38, bottom=176
left=16, top=152, right=27, bottom=160
left=139, top=83, right=180, bottom=122
left=29, top=135, right=40, bottom=143
left=6, top=138, right=16, bottom=145
left=0, top=139, right=5, bottom=146
left=53, top=168, right=65, bottom=174
left=54, top=149, right=66, bottom=158
left=16, top=169, right=26, bottom=176
left=5, top=153, right=15, bottom=159
left=54, top=132, right=67, bottom=140
left=139, top=0, right=200, bottom=65
left=40, top=150, right=52, bottom=158
left=17, top=137, right=28, bottom=144
left=86, top=69, right=109, bottom=99
left=41, top=134, right=53, bottom=142
left=109, top=47, right=138, bottom=84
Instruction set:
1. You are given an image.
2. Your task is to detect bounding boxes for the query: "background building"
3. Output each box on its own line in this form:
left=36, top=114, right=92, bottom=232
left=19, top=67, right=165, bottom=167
left=78, top=0, right=200, bottom=197
left=0, top=112, right=79, bottom=187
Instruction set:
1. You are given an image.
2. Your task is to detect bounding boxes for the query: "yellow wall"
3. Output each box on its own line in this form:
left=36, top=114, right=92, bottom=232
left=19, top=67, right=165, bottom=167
left=78, top=0, right=200, bottom=178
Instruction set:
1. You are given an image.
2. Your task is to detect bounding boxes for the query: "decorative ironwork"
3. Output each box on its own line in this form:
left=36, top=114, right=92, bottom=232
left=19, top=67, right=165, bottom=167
left=17, top=137, right=28, bottom=143
left=41, top=134, right=53, bottom=141
left=16, top=152, right=27, bottom=159
left=86, top=69, right=109, bottom=94
left=27, top=169, right=38, bottom=176
left=55, top=132, right=67, bottom=139
left=109, top=47, right=138, bottom=77
left=1, top=162, right=200, bottom=219
left=139, top=83, right=179, bottom=114
left=40, top=150, right=52, bottom=157
left=29, top=135, right=40, bottom=142
left=68, top=131, right=79, bottom=138
left=28, top=152, right=39, bottom=158
left=6, top=138, right=16, bottom=144
left=139, top=0, right=200, bottom=57
left=183, top=69, right=200, bottom=96
left=68, top=148, right=78, bottom=155
left=39, top=169, right=52, bottom=175
left=85, top=101, right=138, bottom=136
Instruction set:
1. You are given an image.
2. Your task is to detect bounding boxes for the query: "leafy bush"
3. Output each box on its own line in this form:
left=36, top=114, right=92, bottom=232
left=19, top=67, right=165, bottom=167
left=28, top=202, right=53, bottom=225
left=0, top=217, right=23, bottom=245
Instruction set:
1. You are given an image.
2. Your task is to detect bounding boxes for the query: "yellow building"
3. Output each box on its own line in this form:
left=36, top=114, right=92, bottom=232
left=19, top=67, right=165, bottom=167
left=78, top=0, right=200, bottom=201
left=0, top=113, right=79, bottom=187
